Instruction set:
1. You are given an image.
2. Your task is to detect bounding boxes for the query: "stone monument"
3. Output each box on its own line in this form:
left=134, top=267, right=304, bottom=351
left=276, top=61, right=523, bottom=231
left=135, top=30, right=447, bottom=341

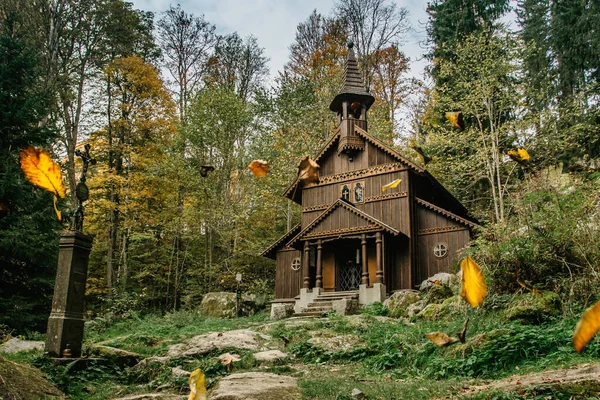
left=45, top=144, right=95, bottom=358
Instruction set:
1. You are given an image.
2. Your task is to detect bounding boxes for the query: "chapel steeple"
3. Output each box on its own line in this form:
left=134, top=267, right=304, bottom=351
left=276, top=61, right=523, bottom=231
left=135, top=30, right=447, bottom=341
left=330, top=42, right=375, bottom=159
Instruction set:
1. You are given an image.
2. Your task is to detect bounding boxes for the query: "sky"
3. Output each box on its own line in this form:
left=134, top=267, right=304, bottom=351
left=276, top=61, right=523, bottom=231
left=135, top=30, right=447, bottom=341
left=130, top=0, right=432, bottom=83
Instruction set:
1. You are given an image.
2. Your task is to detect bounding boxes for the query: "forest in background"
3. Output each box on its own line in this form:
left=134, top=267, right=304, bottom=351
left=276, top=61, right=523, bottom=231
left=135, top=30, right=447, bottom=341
left=1, top=0, right=599, bottom=334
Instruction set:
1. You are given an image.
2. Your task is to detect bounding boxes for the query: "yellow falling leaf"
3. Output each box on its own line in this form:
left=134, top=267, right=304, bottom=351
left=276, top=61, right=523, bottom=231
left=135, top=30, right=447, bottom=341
left=20, top=147, right=67, bottom=198
left=188, top=368, right=207, bottom=400
left=573, top=299, right=600, bottom=353
left=53, top=196, right=62, bottom=222
left=444, top=111, right=464, bottom=130
left=425, top=332, right=459, bottom=347
left=248, top=159, right=270, bottom=177
left=382, top=178, right=402, bottom=192
left=508, top=148, right=530, bottom=163
left=460, top=256, right=487, bottom=308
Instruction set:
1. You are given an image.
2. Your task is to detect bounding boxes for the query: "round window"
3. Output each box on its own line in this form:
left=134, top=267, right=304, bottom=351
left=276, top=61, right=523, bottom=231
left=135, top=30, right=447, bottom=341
left=291, top=257, right=301, bottom=271
left=433, top=243, right=448, bottom=258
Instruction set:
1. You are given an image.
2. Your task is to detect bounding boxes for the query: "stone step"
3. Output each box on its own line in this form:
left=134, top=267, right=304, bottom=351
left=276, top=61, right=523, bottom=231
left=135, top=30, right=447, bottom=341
left=293, top=311, right=325, bottom=318
left=304, top=306, right=333, bottom=312
left=309, top=300, right=333, bottom=306
left=313, top=296, right=357, bottom=302
left=318, top=291, right=358, bottom=297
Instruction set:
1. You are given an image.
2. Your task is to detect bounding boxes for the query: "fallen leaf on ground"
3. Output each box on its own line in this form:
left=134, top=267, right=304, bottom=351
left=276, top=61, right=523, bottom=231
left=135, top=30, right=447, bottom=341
left=219, top=352, right=241, bottom=371
left=425, top=332, right=459, bottom=347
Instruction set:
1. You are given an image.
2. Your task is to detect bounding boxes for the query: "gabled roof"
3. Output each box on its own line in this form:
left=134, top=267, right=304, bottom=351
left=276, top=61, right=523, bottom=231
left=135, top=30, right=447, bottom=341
left=286, top=199, right=400, bottom=248
left=283, top=125, right=423, bottom=203
left=416, top=198, right=480, bottom=229
left=261, top=223, right=302, bottom=260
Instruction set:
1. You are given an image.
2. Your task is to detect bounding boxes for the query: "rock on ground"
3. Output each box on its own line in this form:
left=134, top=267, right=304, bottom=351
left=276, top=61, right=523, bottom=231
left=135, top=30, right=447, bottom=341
left=209, top=372, right=300, bottom=400
left=420, top=272, right=459, bottom=291
left=383, top=290, right=421, bottom=317
left=201, top=292, right=260, bottom=319
left=110, top=394, right=184, bottom=400
left=253, top=350, right=289, bottom=362
left=504, top=291, right=561, bottom=324
left=0, top=338, right=44, bottom=353
left=89, top=345, right=141, bottom=367
left=168, top=329, right=272, bottom=357
left=0, top=356, right=64, bottom=399
left=308, top=331, right=363, bottom=352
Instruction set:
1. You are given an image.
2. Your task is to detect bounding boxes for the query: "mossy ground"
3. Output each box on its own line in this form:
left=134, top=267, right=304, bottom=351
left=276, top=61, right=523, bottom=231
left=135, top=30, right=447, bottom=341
left=3, top=300, right=600, bottom=399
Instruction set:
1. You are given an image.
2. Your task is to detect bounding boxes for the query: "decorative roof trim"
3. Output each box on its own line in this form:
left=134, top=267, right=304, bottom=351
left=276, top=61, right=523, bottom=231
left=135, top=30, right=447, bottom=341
left=287, top=199, right=400, bottom=247
left=353, top=126, right=424, bottom=173
left=261, top=223, right=302, bottom=259
left=416, top=198, right=480, bottom=229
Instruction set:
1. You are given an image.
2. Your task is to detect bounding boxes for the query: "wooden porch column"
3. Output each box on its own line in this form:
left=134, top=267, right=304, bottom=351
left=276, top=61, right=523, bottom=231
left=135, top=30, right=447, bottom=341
left=375, top=232, right=384, bottom=284
left=302, top=241, right=310, bottom=289
left=315, top=240, right=323, bottom=288
left=361, top=234, right=369, bottom=285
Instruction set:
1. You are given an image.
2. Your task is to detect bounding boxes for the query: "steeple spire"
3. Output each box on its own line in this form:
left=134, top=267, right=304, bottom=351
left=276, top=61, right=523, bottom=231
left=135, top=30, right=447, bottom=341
left=329, top=41, right=375, bottom=114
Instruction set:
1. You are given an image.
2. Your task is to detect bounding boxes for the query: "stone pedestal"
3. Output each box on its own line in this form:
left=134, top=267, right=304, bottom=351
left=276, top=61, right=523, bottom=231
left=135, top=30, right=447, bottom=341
left=45, top=231, right=93, bottom=358
left=358, top=283, right=386, bottom=305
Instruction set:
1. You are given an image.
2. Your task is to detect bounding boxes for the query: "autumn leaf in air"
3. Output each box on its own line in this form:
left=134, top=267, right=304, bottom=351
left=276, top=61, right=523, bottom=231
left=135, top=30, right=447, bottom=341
left=297, top=156, right=320, bottom=185
left=444, top=111, right=464, bottom=130
left=573, top=300, right=600, bottom=353
left=248, top=159, right=270, bottom=177
left=460, top=256, right=486, bottom=308
left=382, top=178, right=402, bottom=192
left=20, top=147, right=67, bottom=221
left=508, top=148, right=530, bottom=164
left=188, top=368, right=207, bottom=400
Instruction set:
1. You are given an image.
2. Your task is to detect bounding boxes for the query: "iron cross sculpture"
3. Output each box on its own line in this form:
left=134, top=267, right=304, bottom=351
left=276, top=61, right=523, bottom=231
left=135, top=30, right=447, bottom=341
left=71, top=143, right=96, bottom=232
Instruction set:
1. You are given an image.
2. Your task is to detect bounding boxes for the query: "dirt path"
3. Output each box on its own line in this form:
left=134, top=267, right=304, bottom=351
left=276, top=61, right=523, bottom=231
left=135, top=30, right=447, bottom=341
left=454, top=363, right=600, bottom=397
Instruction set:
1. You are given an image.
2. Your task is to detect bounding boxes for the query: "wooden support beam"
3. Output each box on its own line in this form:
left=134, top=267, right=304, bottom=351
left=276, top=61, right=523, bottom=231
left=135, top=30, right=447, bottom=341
left=315, top=240, right=323, bottom=288
left=361, top=234, right=369, bottom=285
left=376, top=232, right=383, bottom=284
left=303, top=241, right=310, bottom=289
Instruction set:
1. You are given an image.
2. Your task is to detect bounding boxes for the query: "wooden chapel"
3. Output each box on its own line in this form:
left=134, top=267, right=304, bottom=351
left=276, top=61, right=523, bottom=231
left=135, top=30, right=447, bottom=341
left=263, top=43, right=478, bottom=316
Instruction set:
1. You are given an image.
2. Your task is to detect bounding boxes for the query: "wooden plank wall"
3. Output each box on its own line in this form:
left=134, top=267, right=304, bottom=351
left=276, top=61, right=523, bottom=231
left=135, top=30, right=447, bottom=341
left=319, top=139, right=397, bottom=176
left=416, top=206, right=470, bottom=283
left=301, top=170, right=410, bottom=235
left=275, top=249, right=303, bottom=299
left=385, top=235, right=411, bottom=291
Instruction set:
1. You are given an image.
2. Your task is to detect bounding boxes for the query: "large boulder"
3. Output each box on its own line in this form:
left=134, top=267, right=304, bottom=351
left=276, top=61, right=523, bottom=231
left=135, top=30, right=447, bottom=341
left=201, top=292, right=259, bottom=319
left=415, top=296, right=468, bottom=321
left=383, top=290, right=421, bottom=317
left=0, top=356, right=63, bottom=399
left=420, top=272, right=459, bottom=291
left=270, top=303, right=295, bottom=320
left=209, top=372, right=300, bottom=400
left=406, top=300, right=427, bottom=318
left=167, top=329, right=272, bottom=357
left=504, top=291, right=562, bottom=324
left=425, top=284, right=454, bottom=305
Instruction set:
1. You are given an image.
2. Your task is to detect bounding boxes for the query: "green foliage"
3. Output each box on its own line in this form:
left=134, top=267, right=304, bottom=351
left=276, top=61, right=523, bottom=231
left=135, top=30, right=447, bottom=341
left=0, top=11, right=61, bottom=334
left=471, top=173, right=600, bottom=300
left=360, top=302, right=389, bottom=317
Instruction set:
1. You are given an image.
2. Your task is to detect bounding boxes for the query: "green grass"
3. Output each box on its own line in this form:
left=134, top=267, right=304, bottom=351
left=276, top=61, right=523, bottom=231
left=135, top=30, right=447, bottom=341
left=5, top=304, right=600, bottom=399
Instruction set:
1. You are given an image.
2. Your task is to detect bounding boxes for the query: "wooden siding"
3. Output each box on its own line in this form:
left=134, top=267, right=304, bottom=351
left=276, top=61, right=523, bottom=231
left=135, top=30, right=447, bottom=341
left=322, top=251, right=336, bottom=291
left=319, top=138, right=397, bottom=176
left=275, top=249, right=303, bottom=299
left=301, top=170, right=410, bottom=235
left=416, top=206, right=470, bottom=284
left=385, top=235, right=411, bottom=291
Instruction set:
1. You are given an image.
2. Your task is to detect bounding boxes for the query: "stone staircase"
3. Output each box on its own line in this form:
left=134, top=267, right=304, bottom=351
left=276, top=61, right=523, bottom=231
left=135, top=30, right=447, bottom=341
left=294, top=291, right=359, bottom=317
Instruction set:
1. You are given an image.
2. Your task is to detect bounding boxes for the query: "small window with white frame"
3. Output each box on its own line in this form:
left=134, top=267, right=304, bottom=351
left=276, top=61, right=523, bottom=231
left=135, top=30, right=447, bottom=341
left=433, top=242, right=448, bottom=258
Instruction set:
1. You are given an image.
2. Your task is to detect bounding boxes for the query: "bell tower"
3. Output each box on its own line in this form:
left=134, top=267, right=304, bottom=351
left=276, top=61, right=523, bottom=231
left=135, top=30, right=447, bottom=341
left=329, top=42, right=375, bottom=161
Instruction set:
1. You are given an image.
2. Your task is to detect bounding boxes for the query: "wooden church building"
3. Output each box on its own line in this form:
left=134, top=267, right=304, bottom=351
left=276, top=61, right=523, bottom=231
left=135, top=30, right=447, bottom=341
left=263, top=43, right=478, bottom=315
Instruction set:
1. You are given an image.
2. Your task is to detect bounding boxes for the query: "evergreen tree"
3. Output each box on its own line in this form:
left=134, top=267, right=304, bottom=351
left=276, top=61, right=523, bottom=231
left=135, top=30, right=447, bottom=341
left=0, top=12, right=61, bottom=332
